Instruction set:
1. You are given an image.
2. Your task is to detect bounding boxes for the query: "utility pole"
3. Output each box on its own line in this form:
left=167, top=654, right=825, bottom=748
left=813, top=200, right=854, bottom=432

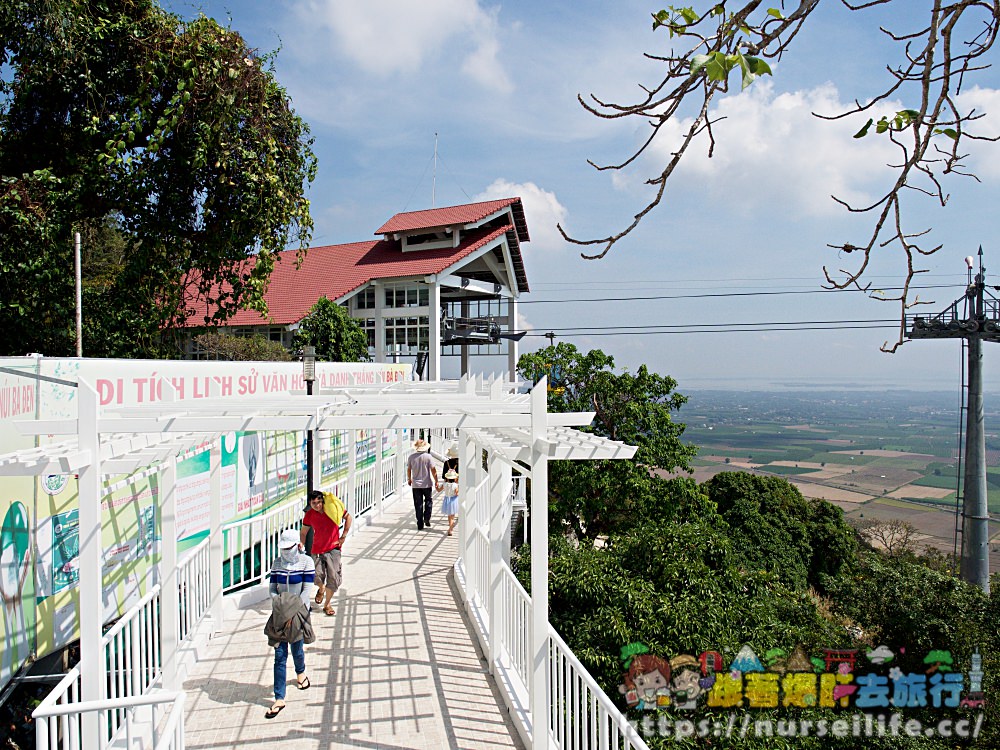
left=908, top=248, right=998, bottom=593
left=544, top=331, right=556, bottom=346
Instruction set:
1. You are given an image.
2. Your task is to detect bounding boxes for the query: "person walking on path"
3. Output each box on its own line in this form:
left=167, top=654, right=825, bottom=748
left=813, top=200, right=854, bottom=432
left=440, top=470, right=459, bottom=536
left=407, top=438, right=439, bottom=530
left=264, top=529, right=315, bottom=719
left=300, top=490, right=352, bottom=616
left=443, top=445, right=460, bottom=478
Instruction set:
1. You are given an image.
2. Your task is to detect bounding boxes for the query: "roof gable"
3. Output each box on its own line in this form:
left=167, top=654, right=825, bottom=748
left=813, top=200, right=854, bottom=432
left=376, top=198, right=529, bottom=242
left=181, top=198, right=530, bottom=328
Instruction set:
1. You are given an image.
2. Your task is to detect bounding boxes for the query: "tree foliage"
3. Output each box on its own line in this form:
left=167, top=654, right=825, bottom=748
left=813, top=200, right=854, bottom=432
left=291, top=297, right=370, bottom=362
left=703, top=471, right=857, bottom=591
left=561, top=1, right=1000, bottom=349
left=0, top=0, right=317, bottom=357
left=517, top=462, right=997, bottom=748
left=517, top=343, right=697, bottom=542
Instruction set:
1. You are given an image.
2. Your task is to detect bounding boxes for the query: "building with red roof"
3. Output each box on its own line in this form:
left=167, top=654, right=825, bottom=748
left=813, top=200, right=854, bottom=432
left=181, top=198, right=529, bottom=379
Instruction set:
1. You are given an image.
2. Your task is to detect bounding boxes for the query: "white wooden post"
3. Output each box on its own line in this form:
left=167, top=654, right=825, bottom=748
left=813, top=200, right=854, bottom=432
left=209, top=440, right=223, bottom=633
left=507, top=296, right=518, bottom=381
left=160, top=457, right=179, bottom=689
left=77, top=381, right=102, bottom=750
left=428, top=281, right=441, bottom=381
left=488, top=451, right=509, bottom=673
left=375, top=429, right=385, bottom=516
left=348, top=429, right=357, bottom=517
left=530, top=377, right=549, bottom=750
left=373, top=280, right=385, bottom=363
left=396, top=429, right=407, bottom=496
left=310, top=423, right=321, bottom=490
left=459, top=376, right=478, bottom=607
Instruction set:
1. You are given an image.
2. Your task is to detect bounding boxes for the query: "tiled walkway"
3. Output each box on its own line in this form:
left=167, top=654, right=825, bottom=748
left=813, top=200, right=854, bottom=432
left=180, top=496, right=524, bottom=749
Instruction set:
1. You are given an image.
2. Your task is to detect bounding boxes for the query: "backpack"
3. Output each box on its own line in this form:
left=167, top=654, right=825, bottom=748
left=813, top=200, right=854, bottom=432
left=323, top=492, right=346, bottom=525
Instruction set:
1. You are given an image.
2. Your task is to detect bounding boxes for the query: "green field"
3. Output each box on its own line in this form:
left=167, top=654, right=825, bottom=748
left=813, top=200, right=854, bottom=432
left=682, top=389, right=1000, bottom=514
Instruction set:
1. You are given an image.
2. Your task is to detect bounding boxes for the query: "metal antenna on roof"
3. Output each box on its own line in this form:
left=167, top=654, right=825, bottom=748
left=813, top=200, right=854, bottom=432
left=432, top=132, right=438, bottom=208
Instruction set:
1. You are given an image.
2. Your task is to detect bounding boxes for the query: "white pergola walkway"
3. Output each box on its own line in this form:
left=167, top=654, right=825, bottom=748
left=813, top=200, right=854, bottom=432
left=12, top=374, right=645, bottom=750
left=181, top=492, right=522, bottom=750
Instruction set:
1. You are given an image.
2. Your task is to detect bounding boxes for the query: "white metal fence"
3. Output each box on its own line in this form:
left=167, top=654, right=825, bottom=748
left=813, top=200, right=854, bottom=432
left=459, top=476, right=648, bottom=750
left=33, top=586, right=163, bottom=750
left=34, top=691, right=186, bottom=750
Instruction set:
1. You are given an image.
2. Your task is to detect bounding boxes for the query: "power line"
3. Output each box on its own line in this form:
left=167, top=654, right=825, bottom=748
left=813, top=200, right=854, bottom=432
left=516, top=285, right=959, bottom=305
left=533, top=318, right=899, bottom=332
left=523, top=323, right=900, bottom=337
left=531, top=273, right=968, bottom=288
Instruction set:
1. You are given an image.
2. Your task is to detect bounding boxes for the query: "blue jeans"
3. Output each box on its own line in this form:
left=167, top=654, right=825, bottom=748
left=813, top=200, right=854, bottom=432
left=273, top=638, right=306, bottom=700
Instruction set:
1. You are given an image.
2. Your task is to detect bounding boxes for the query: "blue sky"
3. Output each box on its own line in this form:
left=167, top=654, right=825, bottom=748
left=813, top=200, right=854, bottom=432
left=164, top=0, right=1000, bottom=392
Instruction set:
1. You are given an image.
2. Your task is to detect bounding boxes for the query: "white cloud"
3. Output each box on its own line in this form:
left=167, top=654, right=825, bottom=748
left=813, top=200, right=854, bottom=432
left=294, top=0, right=511, bottom=92
left=955, top=86, right=1000, bottom=179
left=612, top=81, right=903, bottom=218
left=474, top=179, right=568, bottom=253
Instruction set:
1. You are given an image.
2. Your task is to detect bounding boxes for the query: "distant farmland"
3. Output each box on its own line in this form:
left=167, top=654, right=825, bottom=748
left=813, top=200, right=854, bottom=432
left=681, top=389, right=1000, bottom=567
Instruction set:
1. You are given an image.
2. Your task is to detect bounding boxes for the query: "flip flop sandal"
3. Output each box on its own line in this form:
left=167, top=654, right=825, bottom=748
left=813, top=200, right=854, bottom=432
left=314, top=590, right=325, bottom=604
left=264, top=702, right=285, bottom=719
left=297, top=677, right=310, bottom=690
left=323, top=606, right=335, bottom=616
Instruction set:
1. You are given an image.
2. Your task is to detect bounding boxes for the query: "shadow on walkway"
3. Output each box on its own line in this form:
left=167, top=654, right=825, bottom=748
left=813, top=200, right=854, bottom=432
left=181, top=495, right=524, bottom=750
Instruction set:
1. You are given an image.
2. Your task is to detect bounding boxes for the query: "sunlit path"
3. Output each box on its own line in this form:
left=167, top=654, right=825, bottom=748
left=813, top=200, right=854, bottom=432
left=180, top=494, right=524, bottom=749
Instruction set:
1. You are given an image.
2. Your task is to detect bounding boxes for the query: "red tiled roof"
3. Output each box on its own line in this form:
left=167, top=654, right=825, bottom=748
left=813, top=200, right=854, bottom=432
left=181, top=226, right=510, bottom=327
left=376, top=198, right=529, bottom=241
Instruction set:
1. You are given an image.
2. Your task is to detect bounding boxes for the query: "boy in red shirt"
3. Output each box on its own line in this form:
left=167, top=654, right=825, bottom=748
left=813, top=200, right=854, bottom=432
left=299, top=490, right=353, bottom=616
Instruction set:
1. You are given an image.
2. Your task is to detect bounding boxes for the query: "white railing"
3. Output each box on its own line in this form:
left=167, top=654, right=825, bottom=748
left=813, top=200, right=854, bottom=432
left=497, top=565, right=531, bottom=688
left=178, top=537, right=211, bottom=642
left=354, top=463, right=377, bottom=517
left=381, top=453, right=396, bottom=499
left=34, top=691, right=185, bottom=750
left=221, top=495, right=301, bottom=594
left=548, top=629, right=649, bottom=750
left=459, top=472, right=648, bottom=750
left=34, top=587, right=162, bottom=750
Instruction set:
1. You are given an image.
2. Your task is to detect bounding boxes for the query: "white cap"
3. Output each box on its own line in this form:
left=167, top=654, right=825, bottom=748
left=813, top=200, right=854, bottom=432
left=278, top=529, right=299, bottom=549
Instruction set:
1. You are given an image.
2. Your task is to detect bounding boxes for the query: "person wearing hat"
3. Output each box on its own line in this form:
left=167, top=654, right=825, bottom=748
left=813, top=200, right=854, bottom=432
left=407, top=438, right=439, bottom=530
left=264, top=529, right=316, bottom=718
left=440, top=469, right=459, bottom=536
left=443, top=445, right=460, bottom=478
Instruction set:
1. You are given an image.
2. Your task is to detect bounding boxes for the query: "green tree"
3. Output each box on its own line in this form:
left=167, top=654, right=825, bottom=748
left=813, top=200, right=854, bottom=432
left=193, top=332, right=292, bottom=362
left=291, top=297, right=369, bottom=362
left=702, top=472, right=857, bottom=592
left=0, top=0, right=316, bottom=357
left=559, top=2, right=997, bottom=350
left=517, top=344, right=697, bottom=543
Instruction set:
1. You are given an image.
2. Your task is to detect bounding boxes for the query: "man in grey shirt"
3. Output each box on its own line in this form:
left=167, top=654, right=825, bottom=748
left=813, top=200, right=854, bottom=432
left=407, top=438, right=439, bottom=530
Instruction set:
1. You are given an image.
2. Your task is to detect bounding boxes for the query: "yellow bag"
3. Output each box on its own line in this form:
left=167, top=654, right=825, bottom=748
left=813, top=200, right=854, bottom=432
left=322, top=492, right=346, bottom=525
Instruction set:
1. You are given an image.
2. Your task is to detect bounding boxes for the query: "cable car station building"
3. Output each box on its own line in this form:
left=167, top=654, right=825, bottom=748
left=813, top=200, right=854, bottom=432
left=182, top=198, right=530, bottom=379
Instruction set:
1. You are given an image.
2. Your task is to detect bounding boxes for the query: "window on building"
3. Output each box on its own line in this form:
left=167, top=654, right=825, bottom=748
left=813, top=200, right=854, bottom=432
left=355, top=288, right=376, bottom=310
left=384, top=285, right=429, bottom=309
left=384, top=316, right=429, bottom=355
left=358, top=318, right=376, bottom=355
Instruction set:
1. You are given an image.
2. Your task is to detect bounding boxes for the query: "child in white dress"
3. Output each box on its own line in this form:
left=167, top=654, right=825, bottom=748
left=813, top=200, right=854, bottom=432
left=440, top=470, right=459, bottom=536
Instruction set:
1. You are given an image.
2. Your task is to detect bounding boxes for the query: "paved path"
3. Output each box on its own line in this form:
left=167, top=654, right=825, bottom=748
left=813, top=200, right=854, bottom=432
left=180, top=495, right=524, bottom=749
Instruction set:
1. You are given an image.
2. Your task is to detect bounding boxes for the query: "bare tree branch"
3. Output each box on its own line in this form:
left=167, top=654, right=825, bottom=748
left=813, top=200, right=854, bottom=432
left=565, top=0, right=1000, bottom=350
